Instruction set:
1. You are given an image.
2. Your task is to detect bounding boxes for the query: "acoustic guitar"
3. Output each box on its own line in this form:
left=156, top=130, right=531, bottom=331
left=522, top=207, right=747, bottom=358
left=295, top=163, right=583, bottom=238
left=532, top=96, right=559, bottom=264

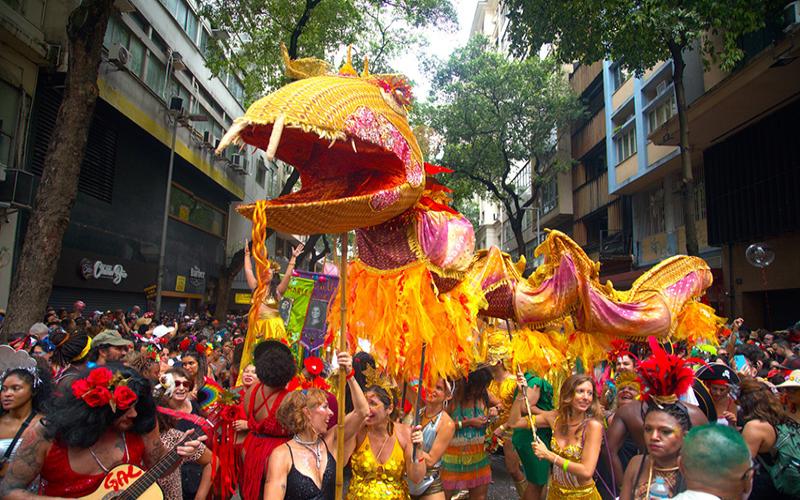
left=80, top=433, right=189, bottom=500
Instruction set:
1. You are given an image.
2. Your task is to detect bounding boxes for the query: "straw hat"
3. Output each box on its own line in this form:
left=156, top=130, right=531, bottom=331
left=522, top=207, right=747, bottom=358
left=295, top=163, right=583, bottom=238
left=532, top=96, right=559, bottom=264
left=778, top=370, right=800, bottom=388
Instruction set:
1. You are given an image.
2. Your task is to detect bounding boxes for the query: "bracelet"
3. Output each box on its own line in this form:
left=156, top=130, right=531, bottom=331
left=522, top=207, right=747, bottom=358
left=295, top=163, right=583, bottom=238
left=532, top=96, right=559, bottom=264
left=457, top=420, right=463, bottom=430
left=346, top=369, right=355, bottom=380
left=562, top=459, right=570, bottom=472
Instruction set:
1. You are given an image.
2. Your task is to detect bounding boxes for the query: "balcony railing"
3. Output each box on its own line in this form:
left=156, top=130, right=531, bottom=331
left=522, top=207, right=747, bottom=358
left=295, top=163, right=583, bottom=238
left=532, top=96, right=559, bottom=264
left=574, top=171, right=609, bottom=219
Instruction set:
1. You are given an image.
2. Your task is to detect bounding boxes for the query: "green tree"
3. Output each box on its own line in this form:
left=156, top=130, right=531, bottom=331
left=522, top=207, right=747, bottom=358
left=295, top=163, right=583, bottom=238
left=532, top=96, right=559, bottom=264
left=425, top=36, right=583, bottom=258
left=2, top=0, right=115, bottom=338
left=504, top=0, right=781, bottom=255
left=200, top=0, right=456, bottom=102
left=200, top=0, right=456, bottom=318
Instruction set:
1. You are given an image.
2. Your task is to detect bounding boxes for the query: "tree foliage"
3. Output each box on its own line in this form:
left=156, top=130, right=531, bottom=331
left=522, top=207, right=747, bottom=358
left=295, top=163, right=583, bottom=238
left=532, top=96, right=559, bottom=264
left=200, top=0, right=457, bottom=102
left=424, top=36, right=583, bottom=257
left=503, top=0, right=781, bottom=255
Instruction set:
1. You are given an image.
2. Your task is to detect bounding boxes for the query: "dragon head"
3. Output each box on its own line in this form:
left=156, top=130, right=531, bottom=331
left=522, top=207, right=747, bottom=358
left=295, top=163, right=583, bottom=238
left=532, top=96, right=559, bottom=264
left=216, top=45, right=425, bottom=234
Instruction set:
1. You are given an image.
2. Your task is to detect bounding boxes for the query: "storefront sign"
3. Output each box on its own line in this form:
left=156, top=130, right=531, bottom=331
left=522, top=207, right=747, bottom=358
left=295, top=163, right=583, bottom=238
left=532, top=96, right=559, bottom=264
left=234, top=293, right=252, bottom=305
left=79, top=258, right=128, bottom=285
left=189, top=266, right=206, bottom=287
left=176, top=275, right=186, bottom=292
left=144, top=285, right=157, bottom=300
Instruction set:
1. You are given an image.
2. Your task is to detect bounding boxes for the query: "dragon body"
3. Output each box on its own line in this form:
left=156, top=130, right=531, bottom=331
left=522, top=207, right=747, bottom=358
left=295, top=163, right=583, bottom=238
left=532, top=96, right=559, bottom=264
left=218, top=48, right=719, bottom=384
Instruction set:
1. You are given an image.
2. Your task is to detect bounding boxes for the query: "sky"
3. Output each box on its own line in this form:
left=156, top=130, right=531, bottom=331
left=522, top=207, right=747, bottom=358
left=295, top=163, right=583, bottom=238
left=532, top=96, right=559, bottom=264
left=391, top=0, right=478, bottom=101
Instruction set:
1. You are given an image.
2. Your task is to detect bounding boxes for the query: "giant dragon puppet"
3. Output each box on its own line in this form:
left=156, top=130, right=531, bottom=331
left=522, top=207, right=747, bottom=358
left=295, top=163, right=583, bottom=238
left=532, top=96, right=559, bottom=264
left=217, top=46, right=720, bottom=387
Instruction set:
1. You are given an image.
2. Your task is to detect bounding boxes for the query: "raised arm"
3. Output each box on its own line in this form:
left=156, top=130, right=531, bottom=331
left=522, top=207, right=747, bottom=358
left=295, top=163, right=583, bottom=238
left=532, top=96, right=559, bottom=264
left=243, top=242, right=257, bottom=292
left=0, top=422, right=52, bottom=500
left=534, top=419, right=603, bottom=482
left=276, top=244, right=304, bottom=298
left=326, top=352, right=370, bottom=456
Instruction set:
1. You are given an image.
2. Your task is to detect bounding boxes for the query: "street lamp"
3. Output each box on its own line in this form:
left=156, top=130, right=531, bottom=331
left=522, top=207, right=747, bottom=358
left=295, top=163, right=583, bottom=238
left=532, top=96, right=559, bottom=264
left=154, top=98, right=207, bottom=318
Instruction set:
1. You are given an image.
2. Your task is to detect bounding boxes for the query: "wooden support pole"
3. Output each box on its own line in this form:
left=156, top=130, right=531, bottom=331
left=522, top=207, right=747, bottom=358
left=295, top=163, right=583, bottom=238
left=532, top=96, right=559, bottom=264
left=335, top=234, right=348, bottom=500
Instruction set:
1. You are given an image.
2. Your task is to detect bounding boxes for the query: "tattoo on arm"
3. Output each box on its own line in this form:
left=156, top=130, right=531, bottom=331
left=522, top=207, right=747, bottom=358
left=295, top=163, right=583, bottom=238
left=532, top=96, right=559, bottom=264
left=0, top=422, right=50, bottom=499
left=143, top=427, right=167, bottom=469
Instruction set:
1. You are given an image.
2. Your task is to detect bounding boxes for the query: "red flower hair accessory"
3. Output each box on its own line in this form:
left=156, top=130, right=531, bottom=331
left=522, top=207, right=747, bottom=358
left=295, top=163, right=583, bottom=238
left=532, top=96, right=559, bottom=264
left=304, top=357, right=324, bottom=376
left=72, top=367, right=138, bottom=412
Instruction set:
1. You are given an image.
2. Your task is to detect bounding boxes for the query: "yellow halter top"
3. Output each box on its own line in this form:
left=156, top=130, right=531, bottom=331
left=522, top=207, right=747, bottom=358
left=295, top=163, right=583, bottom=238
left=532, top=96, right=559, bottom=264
left=346, top=434, right=409, bottom=500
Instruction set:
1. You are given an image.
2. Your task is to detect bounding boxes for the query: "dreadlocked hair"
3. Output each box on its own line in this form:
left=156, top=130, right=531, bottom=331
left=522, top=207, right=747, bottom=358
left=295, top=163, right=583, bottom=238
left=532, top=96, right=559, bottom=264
left=637, top=337, right=694, bottom=405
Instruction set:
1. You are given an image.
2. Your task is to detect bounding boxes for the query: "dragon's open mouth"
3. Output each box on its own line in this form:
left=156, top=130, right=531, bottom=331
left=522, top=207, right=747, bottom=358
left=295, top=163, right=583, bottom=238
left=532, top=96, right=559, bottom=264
left=240, top=124, right=409, bottom=207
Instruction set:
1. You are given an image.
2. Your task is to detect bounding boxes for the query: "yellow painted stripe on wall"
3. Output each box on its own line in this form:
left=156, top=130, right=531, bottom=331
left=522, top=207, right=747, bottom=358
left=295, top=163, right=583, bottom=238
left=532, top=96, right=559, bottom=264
left=97, top=78, right=245, bottom=200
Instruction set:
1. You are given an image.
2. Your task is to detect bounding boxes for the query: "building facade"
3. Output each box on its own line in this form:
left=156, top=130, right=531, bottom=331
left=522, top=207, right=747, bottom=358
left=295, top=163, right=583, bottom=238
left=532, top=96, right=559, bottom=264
left=0, top=0, right=295, bottom=314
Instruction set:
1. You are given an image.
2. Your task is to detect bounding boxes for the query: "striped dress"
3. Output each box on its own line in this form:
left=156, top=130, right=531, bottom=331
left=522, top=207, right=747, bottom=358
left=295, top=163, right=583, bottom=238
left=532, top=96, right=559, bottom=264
left=440, top=404, right=492, bottom=490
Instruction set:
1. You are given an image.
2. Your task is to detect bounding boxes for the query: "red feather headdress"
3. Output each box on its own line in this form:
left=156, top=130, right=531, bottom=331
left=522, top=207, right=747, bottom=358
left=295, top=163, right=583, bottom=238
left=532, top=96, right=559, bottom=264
left=637, top=337, right=694, bottom=406
left=607, top=339, right=638, bottom=364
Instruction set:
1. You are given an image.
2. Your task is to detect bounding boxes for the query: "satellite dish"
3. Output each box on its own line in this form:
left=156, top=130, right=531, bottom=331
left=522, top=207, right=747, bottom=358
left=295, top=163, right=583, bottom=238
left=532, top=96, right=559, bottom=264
left=745, top=243, right=775, bottom=268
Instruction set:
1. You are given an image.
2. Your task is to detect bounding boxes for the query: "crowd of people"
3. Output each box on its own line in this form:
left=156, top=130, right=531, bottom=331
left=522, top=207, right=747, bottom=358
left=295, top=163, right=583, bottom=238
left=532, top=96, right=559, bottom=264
left=0, top=297, right=797, bottom=500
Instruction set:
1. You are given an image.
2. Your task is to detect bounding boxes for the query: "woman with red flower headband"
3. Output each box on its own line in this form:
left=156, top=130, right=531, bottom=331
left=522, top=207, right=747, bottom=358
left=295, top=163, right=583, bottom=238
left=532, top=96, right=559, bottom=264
left=0, top=365, right=206, bottom=499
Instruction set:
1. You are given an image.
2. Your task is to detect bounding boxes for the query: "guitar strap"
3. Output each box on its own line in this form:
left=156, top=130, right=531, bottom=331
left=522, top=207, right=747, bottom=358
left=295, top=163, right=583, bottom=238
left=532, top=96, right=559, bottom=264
left=157, top=406, right=214, bottom=437
left=0, top=411, right=36, bottom=464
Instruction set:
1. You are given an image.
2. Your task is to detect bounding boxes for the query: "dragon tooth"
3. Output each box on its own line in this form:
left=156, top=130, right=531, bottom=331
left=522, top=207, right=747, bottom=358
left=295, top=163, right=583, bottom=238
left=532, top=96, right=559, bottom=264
left=266, top=113, right=286, bottom=161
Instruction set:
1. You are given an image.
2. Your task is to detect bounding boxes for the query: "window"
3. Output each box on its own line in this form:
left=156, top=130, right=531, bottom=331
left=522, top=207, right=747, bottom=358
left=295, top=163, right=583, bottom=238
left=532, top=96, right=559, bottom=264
left=128, top=37, right=146, bottom=77
left=635, top=184, right=666, bottom=237
left=185, top=11, right=198, bottom=43
left=615, top=127, right=636, bottom=164
left=199, top=29, right=211, bottom=57
left=169, top=184, right=226, bottom=237
left=612, top=64, right=630, bottom=91
left=540, top=177, right=558, bottom=214
left=0, top=80, right=21, bottom=169
left=229, top=76, right=245, bottom=105
left=145, top=57, right=166, bottom=97
left=256, top=159, right=267, bottom=188
left=648, top=93, right=676, bottom=133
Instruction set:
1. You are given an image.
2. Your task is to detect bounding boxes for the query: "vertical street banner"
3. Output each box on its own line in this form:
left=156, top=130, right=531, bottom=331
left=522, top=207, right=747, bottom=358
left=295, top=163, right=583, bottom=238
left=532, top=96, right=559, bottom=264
left=279, top=270, right=339, bottom=362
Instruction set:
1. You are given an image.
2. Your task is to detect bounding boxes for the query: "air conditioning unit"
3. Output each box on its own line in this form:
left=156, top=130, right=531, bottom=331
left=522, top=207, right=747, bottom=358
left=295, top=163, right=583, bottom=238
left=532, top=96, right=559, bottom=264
left=108, top=43, right=130, bottom=70
left=202, top=130, right=213, bottom=147
left=785, top=1, right=800, bottom=31
left=211, top=29, right=230, bottom=40
left=656, top=80, right=667, bottom=96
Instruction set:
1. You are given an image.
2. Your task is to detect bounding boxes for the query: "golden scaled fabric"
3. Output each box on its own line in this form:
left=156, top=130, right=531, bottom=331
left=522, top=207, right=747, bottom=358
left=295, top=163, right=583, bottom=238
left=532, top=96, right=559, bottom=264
left=327, top=259, right=486, bottom=387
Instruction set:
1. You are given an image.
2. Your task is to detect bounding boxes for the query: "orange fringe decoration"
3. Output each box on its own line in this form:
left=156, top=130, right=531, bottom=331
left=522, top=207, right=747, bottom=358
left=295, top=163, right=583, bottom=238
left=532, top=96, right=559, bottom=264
left=327, top=259, right=486, bottom=387
left=673, top=300, right=723, bottom=345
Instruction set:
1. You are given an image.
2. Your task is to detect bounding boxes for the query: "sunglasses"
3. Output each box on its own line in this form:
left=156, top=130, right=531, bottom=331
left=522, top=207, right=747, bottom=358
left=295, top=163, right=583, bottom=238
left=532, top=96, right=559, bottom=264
left=174, top=380, right=193, bottom=389
left=740, top=460, right=760, bottom=481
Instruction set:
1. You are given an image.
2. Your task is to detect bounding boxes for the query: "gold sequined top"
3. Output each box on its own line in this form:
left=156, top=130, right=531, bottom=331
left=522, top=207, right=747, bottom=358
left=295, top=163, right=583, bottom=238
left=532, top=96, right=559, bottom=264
left=346, top=434, right=409, bottom=500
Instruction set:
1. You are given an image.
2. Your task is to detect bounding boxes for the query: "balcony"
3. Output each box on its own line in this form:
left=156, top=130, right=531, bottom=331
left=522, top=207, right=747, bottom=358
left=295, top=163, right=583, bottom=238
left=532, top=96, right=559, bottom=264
left=570, top=61, right=603, bottom=95
left=571, top=111, right=606, bottom=161
left=573, top=171, right=611, bottom=219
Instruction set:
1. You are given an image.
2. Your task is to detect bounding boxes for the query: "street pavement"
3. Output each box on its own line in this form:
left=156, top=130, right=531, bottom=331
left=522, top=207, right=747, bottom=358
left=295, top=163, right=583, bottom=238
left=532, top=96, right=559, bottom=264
left=487, top=450, right=518, bottom=499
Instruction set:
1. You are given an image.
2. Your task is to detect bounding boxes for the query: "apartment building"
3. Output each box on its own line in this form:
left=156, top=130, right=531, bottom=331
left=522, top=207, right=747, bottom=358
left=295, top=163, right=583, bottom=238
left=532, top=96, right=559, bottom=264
left=649, top=14, right=800, bottom=327
left=0, top=0, right=295, bottom=313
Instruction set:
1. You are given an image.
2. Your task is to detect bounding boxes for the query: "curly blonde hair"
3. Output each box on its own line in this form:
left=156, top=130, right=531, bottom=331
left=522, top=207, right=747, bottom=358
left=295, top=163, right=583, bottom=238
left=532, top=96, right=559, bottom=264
left=277, top=389, right=328, bottom=434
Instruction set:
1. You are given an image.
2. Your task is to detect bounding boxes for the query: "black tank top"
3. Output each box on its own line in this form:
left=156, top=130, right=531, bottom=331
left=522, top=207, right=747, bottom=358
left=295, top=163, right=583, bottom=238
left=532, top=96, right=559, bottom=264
left=285, top=440, right=336, bottom=500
